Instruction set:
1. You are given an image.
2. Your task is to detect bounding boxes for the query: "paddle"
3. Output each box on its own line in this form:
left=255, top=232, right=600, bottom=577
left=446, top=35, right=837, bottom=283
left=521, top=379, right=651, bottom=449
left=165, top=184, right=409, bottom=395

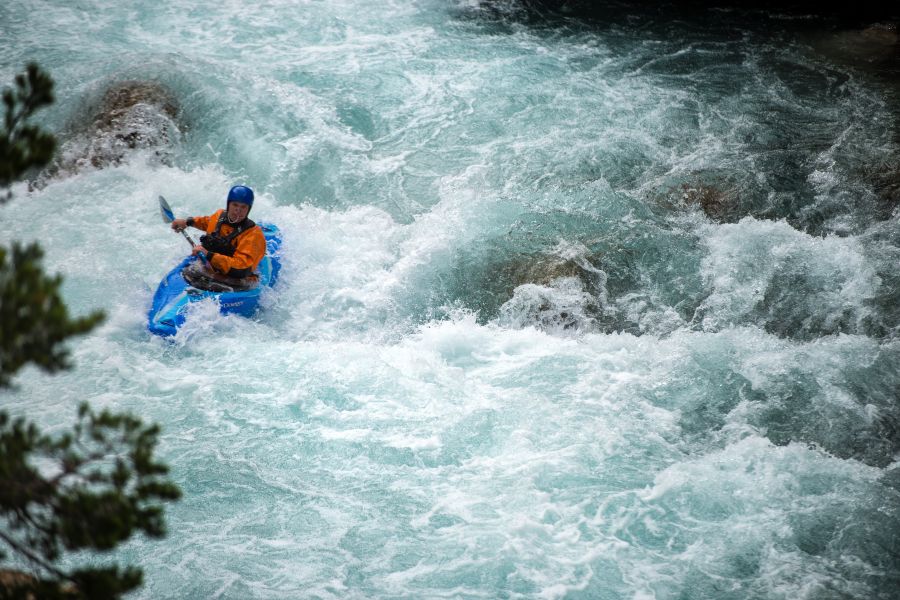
left=159, top=195, right=209, bottom=266
left=159, top=195, right=198, bottom=248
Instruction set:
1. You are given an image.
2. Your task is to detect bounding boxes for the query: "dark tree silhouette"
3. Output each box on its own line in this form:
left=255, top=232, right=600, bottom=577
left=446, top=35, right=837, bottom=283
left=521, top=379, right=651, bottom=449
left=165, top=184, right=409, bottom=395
left=0, top=63, right=181, bottom=600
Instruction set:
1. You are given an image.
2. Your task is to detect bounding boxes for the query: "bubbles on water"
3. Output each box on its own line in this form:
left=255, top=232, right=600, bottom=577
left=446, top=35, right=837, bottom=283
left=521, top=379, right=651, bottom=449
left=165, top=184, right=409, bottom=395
left=4, top=1, right=900, bottom=598
left=625, top=435, right=898, bottom=599
left=695, top=217, right=882, bottom=339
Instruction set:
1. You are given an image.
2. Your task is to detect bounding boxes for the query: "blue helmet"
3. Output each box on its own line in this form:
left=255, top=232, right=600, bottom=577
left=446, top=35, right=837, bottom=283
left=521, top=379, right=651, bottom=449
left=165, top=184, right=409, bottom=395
left=226, top=185, right=254, bottom=207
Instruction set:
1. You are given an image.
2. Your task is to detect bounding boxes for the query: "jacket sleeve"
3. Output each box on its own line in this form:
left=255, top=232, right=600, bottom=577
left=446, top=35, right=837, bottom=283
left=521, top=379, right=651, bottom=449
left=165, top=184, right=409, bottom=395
left=208, top=226, right=267, bottom=277
left=190, top=212, right=216, bottom=231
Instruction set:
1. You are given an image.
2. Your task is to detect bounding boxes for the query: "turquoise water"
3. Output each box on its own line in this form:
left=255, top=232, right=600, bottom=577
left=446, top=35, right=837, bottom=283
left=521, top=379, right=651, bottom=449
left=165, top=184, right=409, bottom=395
left=2, top=1, right=900, bottom=598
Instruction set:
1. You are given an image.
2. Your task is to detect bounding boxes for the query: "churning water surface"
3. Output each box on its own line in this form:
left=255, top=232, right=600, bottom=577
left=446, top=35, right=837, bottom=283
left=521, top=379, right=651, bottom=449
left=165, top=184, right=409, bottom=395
left=1, top=0, right=899, bottom=598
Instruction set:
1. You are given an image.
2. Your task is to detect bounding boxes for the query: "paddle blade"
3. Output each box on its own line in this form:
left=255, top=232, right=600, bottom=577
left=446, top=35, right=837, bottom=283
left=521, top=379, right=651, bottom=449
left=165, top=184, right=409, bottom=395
left=158, top=195, right=175, bottom=223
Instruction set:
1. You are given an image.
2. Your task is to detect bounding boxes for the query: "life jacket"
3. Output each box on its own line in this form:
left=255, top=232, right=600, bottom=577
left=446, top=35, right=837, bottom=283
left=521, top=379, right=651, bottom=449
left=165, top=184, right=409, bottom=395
left=200, top=213, right=257, bottom=258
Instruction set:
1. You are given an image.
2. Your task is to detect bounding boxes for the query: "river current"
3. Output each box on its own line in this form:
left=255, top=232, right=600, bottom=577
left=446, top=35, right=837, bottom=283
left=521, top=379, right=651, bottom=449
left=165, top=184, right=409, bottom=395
left=1, top=1, right=899, bottom=598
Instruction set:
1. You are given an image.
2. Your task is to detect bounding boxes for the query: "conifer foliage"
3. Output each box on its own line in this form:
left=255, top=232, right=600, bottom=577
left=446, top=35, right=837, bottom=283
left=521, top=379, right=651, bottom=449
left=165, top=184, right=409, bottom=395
left=0, top=63, right=56, bottom=201
left=0, top=242, right=104, bottom=389
left=0, top=406, right=181, bottom=599
left=0, top=64, right=181, bottom=599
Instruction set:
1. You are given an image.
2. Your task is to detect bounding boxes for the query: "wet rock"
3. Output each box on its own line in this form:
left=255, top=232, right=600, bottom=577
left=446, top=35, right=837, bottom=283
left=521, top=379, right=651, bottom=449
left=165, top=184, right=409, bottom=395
left=816, top=22, right=899, bottom=64
left=0, top=569, right=78, bottom=598
left=865, top=166, right=900, bottom=219
left=0, top=570, right=36, bottom=593
left=35, top=80, right=182, bottom=185
left=677, top=182, right=739, bottom=222
left=657, top=177, right=744, bottom=223
left=497, top=276, right=600, bottom=334
left=861, top=22, right=900, bottom=44
left=498, top=255, right=584, bottom=287
left=803, top=21, right=900, bottom=83
left=493, top=249, right=612, bottom=334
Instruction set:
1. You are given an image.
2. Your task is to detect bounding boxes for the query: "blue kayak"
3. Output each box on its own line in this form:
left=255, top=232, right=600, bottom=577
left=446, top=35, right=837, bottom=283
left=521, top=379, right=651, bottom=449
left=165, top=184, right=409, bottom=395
left=147, top=223, right=282, bottom=337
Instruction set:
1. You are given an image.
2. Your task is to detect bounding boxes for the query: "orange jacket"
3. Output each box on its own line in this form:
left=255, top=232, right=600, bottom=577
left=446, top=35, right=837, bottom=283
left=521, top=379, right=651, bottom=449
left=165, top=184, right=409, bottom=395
left=189, top=209, right=266, bottom=278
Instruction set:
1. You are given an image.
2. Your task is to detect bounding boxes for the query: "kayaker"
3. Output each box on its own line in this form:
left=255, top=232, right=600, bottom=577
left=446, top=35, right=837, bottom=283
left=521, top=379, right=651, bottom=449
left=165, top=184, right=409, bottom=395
left=170, top=185, right=267, bottom=288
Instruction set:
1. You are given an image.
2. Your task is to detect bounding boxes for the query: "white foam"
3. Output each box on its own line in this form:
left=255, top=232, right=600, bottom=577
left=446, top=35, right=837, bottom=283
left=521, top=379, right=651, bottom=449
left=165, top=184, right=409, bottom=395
left=3, top=3, right=898, bottom=599
left=696, top=217, right=880, bottom=334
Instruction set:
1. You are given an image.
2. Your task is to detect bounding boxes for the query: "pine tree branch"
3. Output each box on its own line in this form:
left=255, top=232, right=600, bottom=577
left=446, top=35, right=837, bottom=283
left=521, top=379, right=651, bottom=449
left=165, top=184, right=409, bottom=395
left=0, top=528, right=66, bottom=581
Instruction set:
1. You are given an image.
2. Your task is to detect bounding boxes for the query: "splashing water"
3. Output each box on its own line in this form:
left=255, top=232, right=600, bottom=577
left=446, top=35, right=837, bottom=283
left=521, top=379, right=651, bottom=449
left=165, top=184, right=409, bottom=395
left=2, top=0, right=900, bottom=598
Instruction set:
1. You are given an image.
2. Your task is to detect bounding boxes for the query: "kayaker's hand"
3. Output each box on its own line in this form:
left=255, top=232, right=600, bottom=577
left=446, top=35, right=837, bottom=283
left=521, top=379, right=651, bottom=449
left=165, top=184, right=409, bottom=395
left=171, top=218, right=188, bottom=231
left=191, top=244, right=206, bottom=257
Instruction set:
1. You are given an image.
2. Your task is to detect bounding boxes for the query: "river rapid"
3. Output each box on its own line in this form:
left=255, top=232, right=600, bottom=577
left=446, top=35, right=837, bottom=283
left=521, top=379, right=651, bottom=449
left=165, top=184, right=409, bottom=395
left=1, top=1, right=899, bottom=598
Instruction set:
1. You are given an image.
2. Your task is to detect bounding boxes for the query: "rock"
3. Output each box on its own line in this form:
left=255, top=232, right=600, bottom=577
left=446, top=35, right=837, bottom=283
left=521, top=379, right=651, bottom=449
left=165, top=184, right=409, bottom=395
left=0, top=569, right=37, bottom=592
left=35, top=80, right=182, bottom=186
left=677, top=182, right=739, bottom=222
left=656, top=177, right=742, bottom=223
left=0, top=569, right=78, bottom=598
left=806, top=21, right=900, bottom=70
left=497, top=276, right=601, bottom=334
left=86, top=81, right=179, bottom=163
left=861, top=22, right=900, bottom=45
left=870, top=168, right=900, bottom=218
left=492, top=247, right=612, bottom=334
left=499, top=255, right=583, bottom=287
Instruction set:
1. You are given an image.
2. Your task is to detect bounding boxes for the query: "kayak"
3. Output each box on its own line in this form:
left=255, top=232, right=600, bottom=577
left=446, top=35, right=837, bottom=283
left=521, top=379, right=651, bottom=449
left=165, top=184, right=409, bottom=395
left=147, top=222, right=282, bottom=337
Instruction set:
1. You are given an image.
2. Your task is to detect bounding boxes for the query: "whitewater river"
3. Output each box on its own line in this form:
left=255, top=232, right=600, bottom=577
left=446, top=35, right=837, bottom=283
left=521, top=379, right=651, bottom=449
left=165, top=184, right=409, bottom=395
left=2, top=1, right=899, bottom=598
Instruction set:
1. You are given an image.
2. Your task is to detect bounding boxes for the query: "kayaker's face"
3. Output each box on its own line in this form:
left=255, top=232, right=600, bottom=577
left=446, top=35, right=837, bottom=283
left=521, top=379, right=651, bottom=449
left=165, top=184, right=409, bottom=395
left=227, top=201, right=250, bottom=223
